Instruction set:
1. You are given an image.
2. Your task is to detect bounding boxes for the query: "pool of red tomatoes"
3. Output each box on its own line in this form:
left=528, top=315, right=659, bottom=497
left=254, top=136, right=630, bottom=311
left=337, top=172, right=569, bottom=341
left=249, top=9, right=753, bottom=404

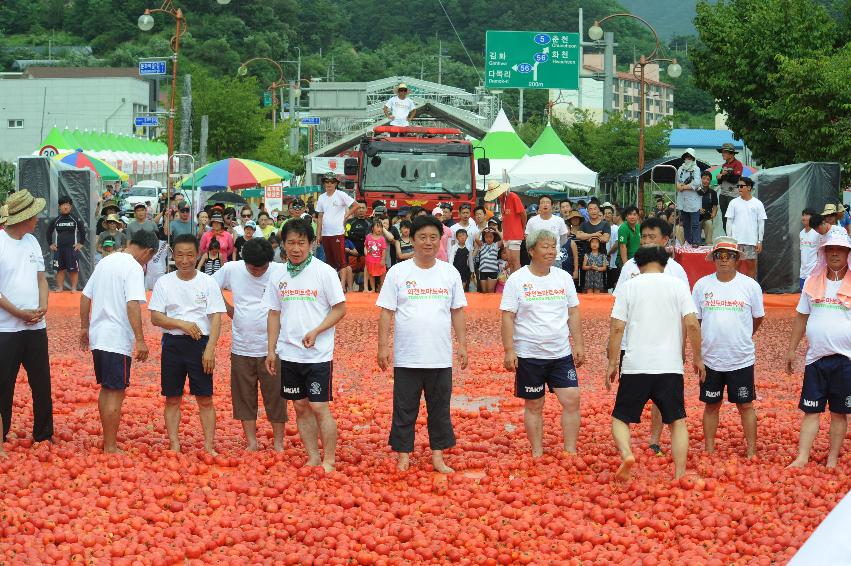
left=0, top=292, right=847, bottom=565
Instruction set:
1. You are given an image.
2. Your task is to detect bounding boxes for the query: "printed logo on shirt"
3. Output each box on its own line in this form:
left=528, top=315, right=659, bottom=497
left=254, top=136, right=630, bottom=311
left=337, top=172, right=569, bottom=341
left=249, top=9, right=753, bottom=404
left=194, top=291, right=208, bottom=305
left=704, top=291, right=714, bottom=300
left=812, top=297, right=849, bottom=311
left=520, top=282, right=567, bottom=302
left=28, top=252, right=39, bottom=264
left=702, top=299, right=745, bottom=312
left=404, top=280, right=449, bottom=300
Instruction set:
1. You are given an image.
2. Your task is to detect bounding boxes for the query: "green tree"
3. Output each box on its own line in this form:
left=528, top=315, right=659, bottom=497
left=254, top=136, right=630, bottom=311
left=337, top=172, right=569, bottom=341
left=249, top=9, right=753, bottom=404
left=771, top=44, right=851, bottom=171
left=183, top=68, right=271, bottom=160
left=692, top=0, right=836, bottom=166
left=250, top=127, right=303, bottom=174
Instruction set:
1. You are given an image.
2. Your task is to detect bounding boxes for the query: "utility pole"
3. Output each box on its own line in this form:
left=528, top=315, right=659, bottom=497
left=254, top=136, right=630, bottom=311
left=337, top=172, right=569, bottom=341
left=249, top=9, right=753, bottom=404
left=602, top=31, right=614, bottom=123
left=179, top=74, right=192, bottom=173
left=199, top=115, right=208, bottom=167
left=518, top=89, right=524, bottom=123
left=436, top=39, right=450, bottom=84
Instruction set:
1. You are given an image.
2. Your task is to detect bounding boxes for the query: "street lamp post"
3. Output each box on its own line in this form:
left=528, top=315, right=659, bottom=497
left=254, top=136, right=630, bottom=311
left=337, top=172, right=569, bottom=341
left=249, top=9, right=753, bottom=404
left=237, top=57, right=286, bottom=129
left=138, top=0, right=231, bottom=232
left=588, top=15, right=681, bottom=212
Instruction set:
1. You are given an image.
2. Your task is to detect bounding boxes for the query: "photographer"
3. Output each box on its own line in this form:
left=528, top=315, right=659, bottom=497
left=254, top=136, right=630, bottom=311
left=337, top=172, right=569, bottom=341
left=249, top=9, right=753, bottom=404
left=675, top=149, right=703, bottom=245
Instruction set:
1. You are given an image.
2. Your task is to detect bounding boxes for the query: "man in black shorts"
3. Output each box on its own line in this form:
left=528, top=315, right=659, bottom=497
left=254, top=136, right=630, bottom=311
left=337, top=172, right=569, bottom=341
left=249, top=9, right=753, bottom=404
left=606, top=245, right=705, bottom=481
left=691, top=237, right=764, bottom=457
left=786, top=233, right=851, bottom=469
left=80, top=231, right=158, bottom=453
left=264, top=219, right=346, bottom=472
left=47, top=195, right=87, bottom=292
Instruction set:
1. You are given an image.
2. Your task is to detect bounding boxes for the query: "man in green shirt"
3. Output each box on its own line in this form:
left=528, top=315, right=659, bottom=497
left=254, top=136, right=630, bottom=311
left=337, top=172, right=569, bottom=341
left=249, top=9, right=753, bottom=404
left=618, top=206, right=641, bottom=267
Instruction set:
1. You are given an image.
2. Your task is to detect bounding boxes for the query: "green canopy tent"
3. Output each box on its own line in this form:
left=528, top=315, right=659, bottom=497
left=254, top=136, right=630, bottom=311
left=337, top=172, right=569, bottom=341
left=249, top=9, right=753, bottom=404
left=474, top=108, right=529, bottom=184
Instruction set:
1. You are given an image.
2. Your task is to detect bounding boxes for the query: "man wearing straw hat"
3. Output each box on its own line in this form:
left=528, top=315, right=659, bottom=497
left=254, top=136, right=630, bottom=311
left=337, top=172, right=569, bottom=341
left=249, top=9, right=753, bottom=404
left=787, top=232, right=851, bottom=469
left=0, top=189, right=54, bottom=450
left=383, top=83, right=417, bottom=127
left=484, top=180, right=526, bottom=274
left=692, top=237, right=764, bottom=458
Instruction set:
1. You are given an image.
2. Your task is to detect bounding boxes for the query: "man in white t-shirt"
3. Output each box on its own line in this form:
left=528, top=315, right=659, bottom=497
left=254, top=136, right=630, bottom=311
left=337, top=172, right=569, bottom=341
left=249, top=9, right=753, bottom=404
left=264, top=219, right=346, bottom=472
left=0, top=189, right=52, bottom=454
left=800, top=208, right=821, bottom=291
left=724, top=177, right=767, bottom=279
left=383, top=83, right=417, bottom=127
left=692, top=237, right=764, bottom=458
left=501, top=229, right=585, bottom=457
left=149, top=233, right=227, bottom=455
left=606, top=245, right=705, bottom=481
left=215, top=238, right=287, bottom=452
left=449, top=203, right=479, bottom=250
left=377, top=215, right=468, bottom=474
left=613, top=216, right=690, bottom=455
left=80, top=230, right=159, bottom=453
left=315, top=172, right=358, bottom=273
left=787, top=233, right=851, bottom=469
left=524, top=196, right=569, bottom=266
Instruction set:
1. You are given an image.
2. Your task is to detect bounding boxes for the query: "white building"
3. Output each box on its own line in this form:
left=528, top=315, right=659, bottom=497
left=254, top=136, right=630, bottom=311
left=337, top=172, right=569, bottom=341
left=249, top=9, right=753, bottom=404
left=550, top=53, right=674, bottom=126
left=0, top=67, right=153, bottom=162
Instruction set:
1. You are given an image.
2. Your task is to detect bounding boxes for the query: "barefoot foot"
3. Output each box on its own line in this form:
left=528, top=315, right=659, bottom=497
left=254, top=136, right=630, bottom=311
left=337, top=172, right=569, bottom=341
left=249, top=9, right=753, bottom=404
left=245, top=442, right=258, bottom=452
left=396, top=453, right=411, bottom=472
left=305, top=455, right=322, bottom=467
left=205, top=446, right=219, bottom=457
left=322, top=461, right=335, bottom=473
left=273, top=442, right=284, bottom=453
left=431, top=453, right=454, bottom=474
left=614, top=455, right=635, bottom=482
left=103, top=446, right=125, bottom=455
left=169, top=442, right=181, bottom=453
left=786, top=457, right=808, bottom=469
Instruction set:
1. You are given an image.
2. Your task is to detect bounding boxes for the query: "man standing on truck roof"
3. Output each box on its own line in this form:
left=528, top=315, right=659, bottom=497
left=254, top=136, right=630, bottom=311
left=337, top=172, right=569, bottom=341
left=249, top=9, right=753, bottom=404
left=383, top=83, right=417, bottom=127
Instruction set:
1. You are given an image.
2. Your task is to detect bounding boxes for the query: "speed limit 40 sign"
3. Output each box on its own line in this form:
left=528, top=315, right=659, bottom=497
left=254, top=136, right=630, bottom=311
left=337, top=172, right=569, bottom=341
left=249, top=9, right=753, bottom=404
left=39, top=145, right=59, bottom=157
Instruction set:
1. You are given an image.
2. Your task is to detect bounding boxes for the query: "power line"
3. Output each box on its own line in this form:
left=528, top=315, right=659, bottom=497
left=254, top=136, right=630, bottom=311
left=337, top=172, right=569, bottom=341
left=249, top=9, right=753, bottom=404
left=436, top=0, right=482, bottom=83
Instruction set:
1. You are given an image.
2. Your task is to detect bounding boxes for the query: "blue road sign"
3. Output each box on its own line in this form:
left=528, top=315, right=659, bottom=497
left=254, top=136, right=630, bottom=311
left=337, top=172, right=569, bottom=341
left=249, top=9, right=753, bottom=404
left=300, top=117, right=321, bottom=126
left=134, top=116, right=159, bottom=127
left=139, top=61, right=167, bottom=76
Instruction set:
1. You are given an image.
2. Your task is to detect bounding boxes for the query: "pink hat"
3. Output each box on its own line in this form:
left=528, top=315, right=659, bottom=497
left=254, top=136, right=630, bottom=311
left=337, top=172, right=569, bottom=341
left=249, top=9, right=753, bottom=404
left=432, top=206, right=443, bottom=216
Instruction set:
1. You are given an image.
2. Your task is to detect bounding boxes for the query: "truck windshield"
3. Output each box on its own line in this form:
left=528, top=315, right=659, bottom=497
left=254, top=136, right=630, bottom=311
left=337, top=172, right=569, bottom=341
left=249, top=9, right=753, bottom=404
left=362, top=151, right=471, bottom=196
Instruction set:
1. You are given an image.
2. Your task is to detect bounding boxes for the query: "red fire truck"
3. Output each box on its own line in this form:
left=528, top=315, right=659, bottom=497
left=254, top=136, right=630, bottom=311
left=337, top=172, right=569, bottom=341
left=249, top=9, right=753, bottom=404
left=343, top=125, right=490, bottom=216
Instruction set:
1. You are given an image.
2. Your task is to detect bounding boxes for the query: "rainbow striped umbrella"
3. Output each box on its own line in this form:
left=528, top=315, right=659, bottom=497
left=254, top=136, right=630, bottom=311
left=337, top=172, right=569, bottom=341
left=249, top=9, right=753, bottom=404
left=176, top=158, right=292, bottom=191
left=54, top=149, right=129, bottom=181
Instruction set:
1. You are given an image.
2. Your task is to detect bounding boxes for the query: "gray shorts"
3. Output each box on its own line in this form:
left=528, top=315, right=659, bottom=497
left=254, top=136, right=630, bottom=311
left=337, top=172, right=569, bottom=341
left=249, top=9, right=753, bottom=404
left=737, top=244, right=757, bottom=260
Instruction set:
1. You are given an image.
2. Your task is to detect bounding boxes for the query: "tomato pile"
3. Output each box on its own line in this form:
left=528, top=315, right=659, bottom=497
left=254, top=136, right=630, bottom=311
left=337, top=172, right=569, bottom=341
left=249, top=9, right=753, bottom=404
left=1, top=292, right=848, bottom=564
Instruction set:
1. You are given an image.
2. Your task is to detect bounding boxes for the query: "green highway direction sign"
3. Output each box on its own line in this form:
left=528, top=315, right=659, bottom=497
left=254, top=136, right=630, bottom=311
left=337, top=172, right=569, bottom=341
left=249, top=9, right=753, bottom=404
left=485, top=31, right=580, bottom=90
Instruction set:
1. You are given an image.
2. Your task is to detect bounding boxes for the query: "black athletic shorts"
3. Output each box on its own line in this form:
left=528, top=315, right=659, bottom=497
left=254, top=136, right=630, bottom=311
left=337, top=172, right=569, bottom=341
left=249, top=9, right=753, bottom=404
left=799, top=354, right=851, bottom=414
left=479, top=271, right=498, bottom=281
left=93, top=349, right=131, bottom=390
left=160, top=334, right=213, bottom=397
left=515, top=355, right=578, bottom=399
left=613, top=373, right=686, bottom=425
left=53, top=246, right=79, bottom=272
left=280, top=360, right=333, bottom=402
left=700, top=365, right=756, bottom=404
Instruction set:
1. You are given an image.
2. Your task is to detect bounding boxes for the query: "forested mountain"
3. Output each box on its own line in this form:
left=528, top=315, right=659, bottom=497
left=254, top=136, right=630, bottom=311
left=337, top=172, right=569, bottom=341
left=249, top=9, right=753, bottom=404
left=0, top=1, right=693, bottom=97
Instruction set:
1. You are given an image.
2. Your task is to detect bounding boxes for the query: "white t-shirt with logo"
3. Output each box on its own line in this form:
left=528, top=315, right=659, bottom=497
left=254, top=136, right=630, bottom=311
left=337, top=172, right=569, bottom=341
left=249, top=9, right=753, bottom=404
left=612, top=273, right=697, bottom=375
left=214, top=261, right=286, bottom=358
left=0, top=231, right=46, bottom=332
left=800, top=228, right=821, bottom=279
left=262, top=259, right=346, bottom=363
left=316, top=190, right=355, bottom=237
left=148, top=271, right=227, bottom=336
left=692, top=273, right=765, bottom=371
left=82, top=252, right=147, bottom=357
left=384, top=96, right=417, bottom=126
left=376, top=259, right=467, bottom=368
left=797, top=279, right=851, bottom=364
left=499, top=266, right=580, bottom=359
left=725, top=197, right=767, bottom=246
